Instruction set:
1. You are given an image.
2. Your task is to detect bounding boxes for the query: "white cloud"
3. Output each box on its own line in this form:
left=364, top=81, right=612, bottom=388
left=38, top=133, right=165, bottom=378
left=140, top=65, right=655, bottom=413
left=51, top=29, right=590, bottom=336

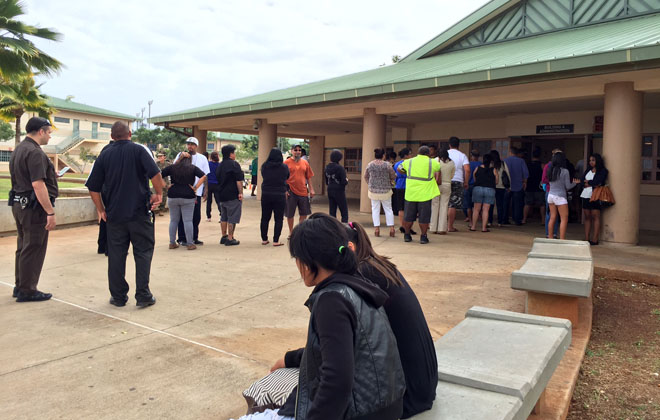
left=22, top=0, right=489, bottom=117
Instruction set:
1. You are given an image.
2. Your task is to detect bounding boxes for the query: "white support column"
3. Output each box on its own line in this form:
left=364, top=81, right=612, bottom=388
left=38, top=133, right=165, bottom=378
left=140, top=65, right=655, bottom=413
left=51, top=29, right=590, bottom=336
left=257, top=120, right=277, bottom=200
left=308, top=136, right=325, bottom=197
left=602, top=82, right=643, bottom=245
left=360, top=108, right=386, bottom=213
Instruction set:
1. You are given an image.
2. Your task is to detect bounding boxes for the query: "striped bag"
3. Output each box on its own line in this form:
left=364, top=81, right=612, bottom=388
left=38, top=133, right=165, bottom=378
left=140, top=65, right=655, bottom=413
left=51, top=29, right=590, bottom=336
left=243, top=368, right=299, bottom=414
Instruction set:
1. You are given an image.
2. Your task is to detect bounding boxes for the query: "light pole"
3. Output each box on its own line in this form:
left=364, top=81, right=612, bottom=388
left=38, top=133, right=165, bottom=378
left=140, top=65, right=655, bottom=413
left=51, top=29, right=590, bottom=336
left=135, top=113, right=141, bottom=130
left=148, top=100, right=153, bottom=129
left=141, top=108, right=145, bottom=129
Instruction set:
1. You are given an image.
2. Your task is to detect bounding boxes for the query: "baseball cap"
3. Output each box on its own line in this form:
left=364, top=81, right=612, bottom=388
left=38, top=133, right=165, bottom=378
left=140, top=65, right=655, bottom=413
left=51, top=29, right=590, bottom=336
left=26, top=117, right=52, bottom=133
left=186, top=137, right=199, bottom=146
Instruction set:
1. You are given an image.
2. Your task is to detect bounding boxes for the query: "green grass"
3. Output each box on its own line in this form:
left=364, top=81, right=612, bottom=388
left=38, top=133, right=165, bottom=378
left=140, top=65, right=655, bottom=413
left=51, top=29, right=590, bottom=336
left=0, top=178, right=84, bottom=199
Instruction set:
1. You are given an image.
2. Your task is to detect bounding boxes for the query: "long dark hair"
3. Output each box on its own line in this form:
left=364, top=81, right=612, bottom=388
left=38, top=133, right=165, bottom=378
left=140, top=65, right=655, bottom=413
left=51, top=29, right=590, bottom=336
left=344, top=221, right=402, bottom=287
left=490, top=149, right=503, bottom=170
left=289, top=213, right=357, bottom=277
left=169, top=155, right=195, bottom=182
left=550, top=152, right=566, bottom=182
left=482, top=152, right=493, bottom=168
left=590, top=153, right=605, bottom=171
left=262, top=147, right=283, bottom=171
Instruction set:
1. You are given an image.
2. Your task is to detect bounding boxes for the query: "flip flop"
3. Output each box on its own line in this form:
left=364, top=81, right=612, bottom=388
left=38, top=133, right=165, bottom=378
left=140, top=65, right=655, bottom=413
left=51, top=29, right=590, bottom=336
left=448, top=228, right=459, bottom=232
left=482, top=229, right=490, bottom=232
left=273, top=242, right=285, bottom=247
left=469, top=228, right=477, bottom=232
left=262, top=241, right=270, bottom=245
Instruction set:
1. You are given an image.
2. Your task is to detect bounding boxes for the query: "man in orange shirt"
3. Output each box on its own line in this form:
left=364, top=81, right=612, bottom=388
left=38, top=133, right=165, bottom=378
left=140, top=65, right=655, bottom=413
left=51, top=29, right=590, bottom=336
left=284, top=144, right=315, bottom=237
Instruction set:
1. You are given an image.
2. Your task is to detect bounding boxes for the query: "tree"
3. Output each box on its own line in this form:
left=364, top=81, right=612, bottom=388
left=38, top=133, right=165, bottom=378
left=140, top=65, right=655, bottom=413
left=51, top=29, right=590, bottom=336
left=0, top=120, right=12, bottom=141
left=0, top=74, right=55, bottom=145
left=391, top=55, right=402, bottom=63
left=131, top=126, right=187, bottom=160
left=277, top=137, right=292, bottom=152
left=78, top=146, right=95, bottom=173
left=0, top=0, right=63, bottom=82
left=237, top=135, right=258, bottom=162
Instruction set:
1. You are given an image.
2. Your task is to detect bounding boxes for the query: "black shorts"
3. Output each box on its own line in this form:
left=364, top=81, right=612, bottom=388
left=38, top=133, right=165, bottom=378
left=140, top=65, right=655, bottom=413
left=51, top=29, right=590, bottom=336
left=286, top=193, right=311, bottom=218
left=392, top=189, right=405, bottom=214
left=525, top=191, right=545, bottom=206
left=404, top=200, right=432, bottom=224
left=581, top=198, right=601, bottom=211
left=251, top=176, right=258, bottom=185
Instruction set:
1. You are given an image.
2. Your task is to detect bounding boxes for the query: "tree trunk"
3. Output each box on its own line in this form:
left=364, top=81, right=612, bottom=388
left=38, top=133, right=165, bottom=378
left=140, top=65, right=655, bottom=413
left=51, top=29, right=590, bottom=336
left=14, top=112, right=22, bottom=147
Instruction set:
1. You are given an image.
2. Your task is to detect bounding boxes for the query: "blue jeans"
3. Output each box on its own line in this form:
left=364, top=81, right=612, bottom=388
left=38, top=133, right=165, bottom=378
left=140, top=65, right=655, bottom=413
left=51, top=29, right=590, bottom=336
left=504, top=190, right=525, bottom=224
left=489, top=188, right=507, bottom=224
left=544, top=189, right=560, bottom=237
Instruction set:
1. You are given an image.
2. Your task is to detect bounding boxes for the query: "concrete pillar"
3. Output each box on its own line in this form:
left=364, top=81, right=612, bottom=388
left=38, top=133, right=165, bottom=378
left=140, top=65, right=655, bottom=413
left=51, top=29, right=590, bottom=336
left=602, top=82, right=643, bottom=245
left=308, top=136, right=325, bottom=196
left=360, top=108, right=386, bottom=213
left=257, top=121, right=277, bottom=200
left=192, top=126, right=208, bottom=154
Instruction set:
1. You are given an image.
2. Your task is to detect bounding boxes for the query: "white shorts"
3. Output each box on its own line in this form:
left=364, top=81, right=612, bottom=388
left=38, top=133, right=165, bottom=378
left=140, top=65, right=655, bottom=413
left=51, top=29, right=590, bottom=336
left=547, top=193, right=568, bottom=206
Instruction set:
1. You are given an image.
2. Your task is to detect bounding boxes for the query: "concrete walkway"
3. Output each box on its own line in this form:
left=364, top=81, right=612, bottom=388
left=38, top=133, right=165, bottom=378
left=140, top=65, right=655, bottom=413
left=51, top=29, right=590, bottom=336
left=1, top=196, right=658, bottom=419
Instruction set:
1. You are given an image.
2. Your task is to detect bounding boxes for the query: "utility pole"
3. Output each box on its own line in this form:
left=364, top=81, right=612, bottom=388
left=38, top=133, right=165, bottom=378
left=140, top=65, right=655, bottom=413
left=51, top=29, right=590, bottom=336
left=135, top=113, right=141, bottom=130
left=141, top=108, right=145, bottom=129
left=148, top=100, right=153, bottom=129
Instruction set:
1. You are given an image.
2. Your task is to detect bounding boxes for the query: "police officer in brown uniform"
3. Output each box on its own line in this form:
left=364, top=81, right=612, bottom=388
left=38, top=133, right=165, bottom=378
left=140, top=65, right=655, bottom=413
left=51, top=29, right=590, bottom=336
left=9, top=117, right=58, bottom=302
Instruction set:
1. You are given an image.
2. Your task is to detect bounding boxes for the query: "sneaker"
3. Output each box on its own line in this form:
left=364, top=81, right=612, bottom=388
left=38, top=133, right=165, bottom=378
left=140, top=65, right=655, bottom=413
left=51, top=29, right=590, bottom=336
left=187, top=244, right=197, bottom=250
left=410, top=229, right=417, bottom=235
left=12, top=287, right=18, bottom=298
left=220, top=235, right=228, bottom=244
left=16, top=290, right=52, bottom=302
left=225, top=238, right=240, bottom=246
left=193, top=240, right=204, bottom=245
left=169, top=243, right=179, bottom=249
left=399, top=226, right=405, bottom=234
left=404, top=233, right=412, bottom=242
left=420, top=234, right=429, bottom=244
left=109, top=297, right=127, bottom=307
left=136, top=297, right=156, bottom=308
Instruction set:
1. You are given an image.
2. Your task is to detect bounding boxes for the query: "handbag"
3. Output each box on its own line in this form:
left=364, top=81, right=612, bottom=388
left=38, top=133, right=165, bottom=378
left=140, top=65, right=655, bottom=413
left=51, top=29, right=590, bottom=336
left=590, top=185, right=615, bottom=208
left=242, top=368, right=299, bottom=414
left=501, top=169, right=511, bottom=189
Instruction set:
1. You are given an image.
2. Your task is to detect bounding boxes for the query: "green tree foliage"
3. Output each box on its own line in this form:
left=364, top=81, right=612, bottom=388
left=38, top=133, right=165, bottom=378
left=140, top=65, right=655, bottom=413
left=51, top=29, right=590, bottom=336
left=132, top=127, right=188, bottom=160
left=77, top=146, right=95, bottom=173
left=0, top=0, right=63, bottom=82
left=0, top=74, right=55, bottom=145
left=236, top=135, right=258, bottom=161
left=277, top=137, right=292, bottom=152
left=0, top=120, right=12, bottom=141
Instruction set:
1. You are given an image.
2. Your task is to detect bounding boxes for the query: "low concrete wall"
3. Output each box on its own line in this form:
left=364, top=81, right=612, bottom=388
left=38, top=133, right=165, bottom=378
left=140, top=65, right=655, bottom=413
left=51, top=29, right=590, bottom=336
left=1, top=197, right=97, bottom=235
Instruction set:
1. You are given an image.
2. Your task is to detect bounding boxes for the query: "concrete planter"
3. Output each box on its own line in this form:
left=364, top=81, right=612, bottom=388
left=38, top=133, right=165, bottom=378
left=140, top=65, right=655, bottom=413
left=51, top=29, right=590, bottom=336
left=1, top=197, right=98, bottom=235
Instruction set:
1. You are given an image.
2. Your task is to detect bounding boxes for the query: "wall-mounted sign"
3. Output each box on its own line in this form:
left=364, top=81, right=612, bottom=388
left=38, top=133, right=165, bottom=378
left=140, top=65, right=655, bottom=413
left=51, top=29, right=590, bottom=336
left=536, top=124, right=574, bottom=134
left=593, top=116, right=604, bottom=133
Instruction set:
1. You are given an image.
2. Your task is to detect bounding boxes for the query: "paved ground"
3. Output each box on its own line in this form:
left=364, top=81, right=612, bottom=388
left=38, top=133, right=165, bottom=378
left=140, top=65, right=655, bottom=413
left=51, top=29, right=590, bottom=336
left=1, top=195, right=659, bottom=419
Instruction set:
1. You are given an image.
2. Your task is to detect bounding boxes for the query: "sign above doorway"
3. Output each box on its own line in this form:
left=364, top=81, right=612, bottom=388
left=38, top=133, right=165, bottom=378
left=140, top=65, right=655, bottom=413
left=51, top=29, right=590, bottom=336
left=536, top=124, right=574, bottom=134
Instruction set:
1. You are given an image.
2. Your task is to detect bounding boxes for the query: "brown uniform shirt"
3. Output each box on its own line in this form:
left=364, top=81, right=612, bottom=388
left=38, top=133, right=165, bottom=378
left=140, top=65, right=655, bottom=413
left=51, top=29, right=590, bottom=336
left=9, top=136, right=59, bottom=198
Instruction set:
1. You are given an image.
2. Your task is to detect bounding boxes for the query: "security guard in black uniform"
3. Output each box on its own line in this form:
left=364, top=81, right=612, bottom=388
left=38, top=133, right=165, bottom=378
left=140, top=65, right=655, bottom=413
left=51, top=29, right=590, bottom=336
left=9, top=117, right=59, bottom=302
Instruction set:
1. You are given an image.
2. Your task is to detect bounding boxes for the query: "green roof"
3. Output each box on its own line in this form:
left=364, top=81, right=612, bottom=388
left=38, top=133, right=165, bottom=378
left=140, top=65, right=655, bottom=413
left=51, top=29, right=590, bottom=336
left=218, top=132, right=245, bottom=141
left=152, top=11, right=660, bottom=124
left=47, top=96, right=137, bottom=120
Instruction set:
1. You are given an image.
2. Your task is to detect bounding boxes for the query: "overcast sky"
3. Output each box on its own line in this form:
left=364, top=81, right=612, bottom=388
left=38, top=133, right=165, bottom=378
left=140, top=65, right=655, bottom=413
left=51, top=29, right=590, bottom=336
left=24, top=0, right=489, bottom=119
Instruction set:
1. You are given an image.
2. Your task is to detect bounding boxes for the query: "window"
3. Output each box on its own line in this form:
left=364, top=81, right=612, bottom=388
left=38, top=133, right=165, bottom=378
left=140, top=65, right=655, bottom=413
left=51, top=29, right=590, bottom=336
left=344, top=148, right=362, bottom=174
left=641, top=134, right=660, bottom=183
left=54, top=117, right=70, bottom=124
left=92, top=122, right=98, bottom=139
left=494, top=140, right=510, bottom=159
left=0, top=150, right=11, bottom=162
left=470, top=140, right=492, bottom=158
left=100, top=122, right=112, bottom=129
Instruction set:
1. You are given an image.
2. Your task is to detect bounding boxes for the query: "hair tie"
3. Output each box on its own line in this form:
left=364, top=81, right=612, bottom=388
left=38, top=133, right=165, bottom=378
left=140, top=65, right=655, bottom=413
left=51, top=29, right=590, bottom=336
left=348, top=222, right=355, bottom=230
left=338, top=246, right=346, bottom=255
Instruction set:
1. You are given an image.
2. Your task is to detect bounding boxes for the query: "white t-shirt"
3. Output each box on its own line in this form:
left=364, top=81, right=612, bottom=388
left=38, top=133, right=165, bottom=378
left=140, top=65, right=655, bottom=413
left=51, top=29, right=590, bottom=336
left=580, top=170, right=595, bottom=199
left=447, top=149, right=469, bottom=183
left=174, top=152, right=210, bottom=196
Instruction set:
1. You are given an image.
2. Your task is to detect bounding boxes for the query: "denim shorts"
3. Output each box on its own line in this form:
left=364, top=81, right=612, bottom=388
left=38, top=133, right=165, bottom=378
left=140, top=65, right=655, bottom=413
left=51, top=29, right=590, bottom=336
left=471, top=186, right=495, bottom=205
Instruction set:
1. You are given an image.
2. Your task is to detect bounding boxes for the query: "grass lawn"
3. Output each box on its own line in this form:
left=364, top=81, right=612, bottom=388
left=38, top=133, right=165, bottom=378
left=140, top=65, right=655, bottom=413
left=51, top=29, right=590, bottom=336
left=0, top=178, right=84, bottom=200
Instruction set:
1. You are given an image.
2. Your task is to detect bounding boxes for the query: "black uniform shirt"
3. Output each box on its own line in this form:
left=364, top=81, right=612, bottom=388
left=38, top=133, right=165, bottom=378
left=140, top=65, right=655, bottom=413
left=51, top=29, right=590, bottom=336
left=85, top=140, right=159, bottom=223
left=215, top=159, right=244, bottom=202
left=9, top=136, right=59, bottom=198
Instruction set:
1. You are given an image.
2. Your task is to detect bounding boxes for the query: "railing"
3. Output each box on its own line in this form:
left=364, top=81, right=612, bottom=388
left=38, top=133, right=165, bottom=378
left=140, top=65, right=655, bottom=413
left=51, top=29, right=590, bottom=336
left=58, top=153, right=84, bottom=174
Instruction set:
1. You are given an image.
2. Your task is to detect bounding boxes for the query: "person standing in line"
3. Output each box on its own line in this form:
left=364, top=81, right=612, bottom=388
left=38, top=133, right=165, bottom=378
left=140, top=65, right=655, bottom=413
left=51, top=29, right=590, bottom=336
left=364, top=147, right=397, bottom=237
left=446, top=137, right=470, bottom=232
left=547, top=152, right=576, bottom=240
left=155, top=152, right=170, bottom=217
left=260, top=148, right=289, bottom=246
left=470, top=153, right=498, bottom=233
left=86, top=122, right=164, bottom=308
left=578, top=153, right=609, bottom=245
left=503, top=147, right=529, bottom=225
left=250, top=155, right=258, bottom=197
left=325, top=149, right=349, bottom=223
left=215, top=144, right=244, bottom=246
left=206, top=151, right=222, bottom=222
left=488, top=150, right=510, bottom=227
left=173, top=137, right=209, bottom=245
left=9, top=117, right=58, bottom=302
left=542, top=149, right=561, bottom=238
left=284, top=144, right=315, bottom=238
left=430, top=149, right=455, bottom=234
left=393, top=148, right=418, bottom=235
left=397, top=146, right=441, bottom=244
left=161, top=156, right=207, bottom=250
left=463, top=150, right=482, bottom=223
left=523, top=147, right=545, bottom=225
left=428, top=144, right=438, bottom=159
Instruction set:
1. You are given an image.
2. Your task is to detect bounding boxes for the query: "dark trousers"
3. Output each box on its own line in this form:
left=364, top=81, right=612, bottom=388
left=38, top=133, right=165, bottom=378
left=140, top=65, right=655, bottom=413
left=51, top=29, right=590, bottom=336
left=98, top=219, right=107, bottom=254
left=260, top=193, right=286, bottom=242
left=106, top=214, right=155, bottom=302
left=13, top=204, right=49, bottom=293
left=504, top=190, right=525, bottom=224
left=328, top=189, right=349, bottom=223
left=178, top=196, right=201, bottom=242
left=205, top=183, right=222, bottom=219
left=489, top=188, right=506, bottom=224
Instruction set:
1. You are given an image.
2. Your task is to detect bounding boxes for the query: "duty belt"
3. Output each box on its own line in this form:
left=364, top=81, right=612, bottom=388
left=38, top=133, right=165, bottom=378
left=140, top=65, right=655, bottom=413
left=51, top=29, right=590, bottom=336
left=406, top=159, right=434, bottom=181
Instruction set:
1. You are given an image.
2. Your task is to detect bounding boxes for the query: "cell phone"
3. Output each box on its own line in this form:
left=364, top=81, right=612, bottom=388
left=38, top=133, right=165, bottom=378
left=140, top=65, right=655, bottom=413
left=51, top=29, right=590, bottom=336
left=58, top=167, right=70, bottom=177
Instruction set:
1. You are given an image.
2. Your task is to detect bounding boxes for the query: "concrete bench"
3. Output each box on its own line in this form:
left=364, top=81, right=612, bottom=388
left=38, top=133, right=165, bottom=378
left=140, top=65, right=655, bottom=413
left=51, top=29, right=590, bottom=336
left=511, top=238, right=593, bottom=326
left=412, top=306, right=571, bottom=420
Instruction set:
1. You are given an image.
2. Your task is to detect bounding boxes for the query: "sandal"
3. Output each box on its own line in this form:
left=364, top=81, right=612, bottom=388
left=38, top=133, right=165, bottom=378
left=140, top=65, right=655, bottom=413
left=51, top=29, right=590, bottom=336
left=448, top=228, right=459, bottom=232
left=374, top=228, right=380, bottom=237
left=262, top=241, right=270, bottom=245
left=273, top=242, right=285, bottom=247
left=389, top=228, right=395, bottom=237
left=482, top=229, right=490, bottom=232
left=469, top=228, right=477, bottom=232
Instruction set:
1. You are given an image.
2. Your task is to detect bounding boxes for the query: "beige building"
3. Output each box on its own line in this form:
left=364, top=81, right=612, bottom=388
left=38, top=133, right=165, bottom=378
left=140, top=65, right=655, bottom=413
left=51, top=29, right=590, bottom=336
left=152, top=0, right=660, bottom=244
left=1, top=96, right=135, bottom=173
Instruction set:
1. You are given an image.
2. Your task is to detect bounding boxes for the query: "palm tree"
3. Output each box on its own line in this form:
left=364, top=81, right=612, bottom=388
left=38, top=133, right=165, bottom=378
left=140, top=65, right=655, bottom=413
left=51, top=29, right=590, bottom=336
left=0, top=0, right=63, bottom=82
left=0, top=74, right=55, bottom=145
